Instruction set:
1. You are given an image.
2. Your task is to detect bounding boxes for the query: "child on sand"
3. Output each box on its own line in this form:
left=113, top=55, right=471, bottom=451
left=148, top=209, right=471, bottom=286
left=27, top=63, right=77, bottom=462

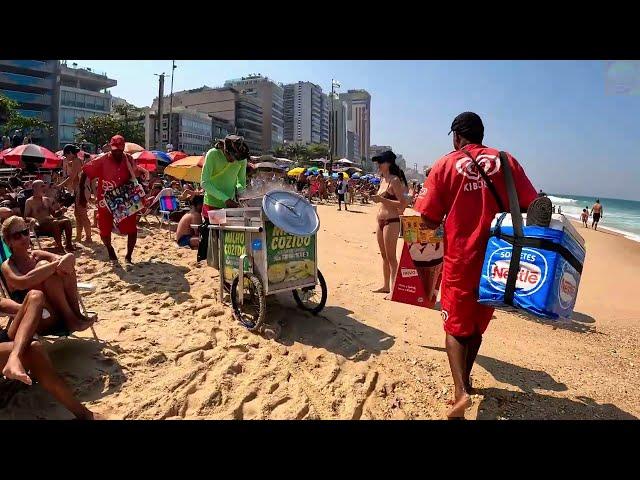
left=175, top=195, right=203, bottom=249
left=581, top=208, right=589, bottom=228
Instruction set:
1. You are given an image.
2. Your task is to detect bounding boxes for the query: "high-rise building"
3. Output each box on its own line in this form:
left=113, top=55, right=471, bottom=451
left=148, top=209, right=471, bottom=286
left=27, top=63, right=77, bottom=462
left=282, top=81, right=329, bottom=145
left=151, top=86, right=264, bottom=154
left=146, top=107, right=219, bottom=155
left=330, top=99, right=348, bottom=159
left=347, top=130, right=361, bottom=163
left=0, top=60, right=60, bottom=148
left=339, top=89, right=371, bottom=162
left=224, top=75, right=283, bottom=154
left=369, top=145, right=393, bottom=159
left=58, top=62, right=116, bottom=149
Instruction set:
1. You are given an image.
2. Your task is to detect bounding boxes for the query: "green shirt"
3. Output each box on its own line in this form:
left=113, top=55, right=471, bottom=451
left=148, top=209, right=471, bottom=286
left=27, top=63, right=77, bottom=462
left=200, top=148, right=247, bottom=208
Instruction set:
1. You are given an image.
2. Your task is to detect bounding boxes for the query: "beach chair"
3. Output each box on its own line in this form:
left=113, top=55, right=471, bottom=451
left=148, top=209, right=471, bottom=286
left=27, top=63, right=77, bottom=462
left=0, top=238, right=98, bottom=340
left=159, top=195, right=180, bottom=237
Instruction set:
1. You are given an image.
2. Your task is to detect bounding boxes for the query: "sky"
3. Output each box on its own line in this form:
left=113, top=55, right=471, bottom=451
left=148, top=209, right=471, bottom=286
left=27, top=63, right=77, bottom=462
left=68, top=60, right=640, bottom=201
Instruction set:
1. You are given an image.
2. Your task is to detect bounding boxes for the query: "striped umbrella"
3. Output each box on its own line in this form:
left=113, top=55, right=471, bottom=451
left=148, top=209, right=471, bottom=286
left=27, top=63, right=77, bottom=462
left=131, top=150, right=158, bottom=172
left=168, top=151, right=187, bottom=162
left=2, top=144, right=61, bottom=169
left=150, top=150, right=172, bottom=166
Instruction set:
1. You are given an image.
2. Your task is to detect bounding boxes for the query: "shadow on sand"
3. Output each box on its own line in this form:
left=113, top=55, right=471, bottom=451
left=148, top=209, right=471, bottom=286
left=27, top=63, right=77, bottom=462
left=421, top=345, right=636, bottom=419
left=498, top=308, right=599, bottom=334
left=110, top=260, right=193, bottom=303
left=0, top=336, right=126, bottom=419
left=268, top=297, right=395, bottom=362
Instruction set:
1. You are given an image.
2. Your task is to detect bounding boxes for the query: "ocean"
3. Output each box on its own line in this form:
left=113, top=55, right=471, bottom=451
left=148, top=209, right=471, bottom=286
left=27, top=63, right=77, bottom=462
left=548, top=194, right=640, bottom=243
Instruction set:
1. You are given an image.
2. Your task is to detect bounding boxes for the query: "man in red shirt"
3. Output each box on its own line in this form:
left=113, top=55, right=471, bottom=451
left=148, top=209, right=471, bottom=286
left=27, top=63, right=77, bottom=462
left=414, top=112, right=537, bottom=419
left=78, top=135, right=149, bottom=263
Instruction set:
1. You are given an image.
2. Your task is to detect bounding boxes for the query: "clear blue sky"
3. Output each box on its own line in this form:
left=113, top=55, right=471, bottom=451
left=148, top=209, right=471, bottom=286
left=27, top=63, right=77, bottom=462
left=69, top=60, right=640, bottom=201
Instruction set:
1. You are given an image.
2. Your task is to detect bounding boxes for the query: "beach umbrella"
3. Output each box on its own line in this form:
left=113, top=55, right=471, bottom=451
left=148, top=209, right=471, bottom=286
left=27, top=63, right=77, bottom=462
left=287, top=167, right=305, bottom=177
left=2, top=144, right=61, bottom=169
left=151, top=150, right=172, bottom=166
left=0, top=148, right=12, bottom=162
left=274, top=157, right=293, bottom=164
left=336, top=158, right=355, bottom=165
left=131, top=150, right=158, bottom=172
left=164, top=155, right=205, bottom=183
left=352, top=172, right=361, bottom=179
left=124, top=142, right=144, bottom=154
left=255, top=162, right=285, bottom=171
left=168, top=150, right=188, bottom=162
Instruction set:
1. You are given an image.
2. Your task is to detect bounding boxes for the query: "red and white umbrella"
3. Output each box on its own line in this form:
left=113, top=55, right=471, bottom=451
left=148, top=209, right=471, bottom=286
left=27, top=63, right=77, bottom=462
left=124, top=142, right=144, bottom=154
left=2, top=144, right=62, bottom=169
left=131, top=150, right=158, bottom=172
left=168, top=150, right=188, bottom=162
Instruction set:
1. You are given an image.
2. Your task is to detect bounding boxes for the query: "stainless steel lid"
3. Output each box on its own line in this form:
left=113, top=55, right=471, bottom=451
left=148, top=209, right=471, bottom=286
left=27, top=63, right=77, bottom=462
left=262, top=190, right=320, bottom=236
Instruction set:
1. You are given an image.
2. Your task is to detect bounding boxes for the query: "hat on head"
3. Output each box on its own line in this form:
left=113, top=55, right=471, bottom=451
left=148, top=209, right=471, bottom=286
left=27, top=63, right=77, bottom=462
left=109, top=135, right=125, bottom=151
left=371, top=150, right=397, bottom=164
left=62, top=144, right=80, bottom=155
left=448, top=112, right=484, bottom=139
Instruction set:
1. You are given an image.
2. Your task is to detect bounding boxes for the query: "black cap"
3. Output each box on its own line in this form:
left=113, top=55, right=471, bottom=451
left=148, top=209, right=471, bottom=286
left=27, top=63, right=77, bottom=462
left=62, top=144, right=80, bottom=155
left=371, top=150, right=397, bottom=164
left=448, top=112, right=484, bottom=139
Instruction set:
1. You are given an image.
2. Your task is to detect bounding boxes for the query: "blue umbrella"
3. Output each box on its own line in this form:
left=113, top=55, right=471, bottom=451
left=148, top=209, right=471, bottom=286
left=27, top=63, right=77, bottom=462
left=370, top=178, right=380, bottom=184
left=352, top=172, right=361, bottom=178
left=151, top=150, right=172, bottom=166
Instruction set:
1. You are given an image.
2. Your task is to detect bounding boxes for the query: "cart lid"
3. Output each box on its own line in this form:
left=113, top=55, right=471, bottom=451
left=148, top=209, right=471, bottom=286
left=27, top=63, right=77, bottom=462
left=262, top=190, right=320, bottom=236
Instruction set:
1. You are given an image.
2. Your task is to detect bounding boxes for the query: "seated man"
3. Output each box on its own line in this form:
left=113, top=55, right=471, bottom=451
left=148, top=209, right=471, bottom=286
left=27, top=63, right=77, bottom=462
left=1, top=291, right=101, bottom=419
left=24, top=180, right=74, bottom=252
left=175, top=195, right=203, bottom=249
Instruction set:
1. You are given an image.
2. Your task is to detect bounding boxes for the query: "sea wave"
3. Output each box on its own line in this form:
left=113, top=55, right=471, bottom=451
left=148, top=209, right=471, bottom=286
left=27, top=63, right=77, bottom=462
left=547, top=195, right=580, bottom=206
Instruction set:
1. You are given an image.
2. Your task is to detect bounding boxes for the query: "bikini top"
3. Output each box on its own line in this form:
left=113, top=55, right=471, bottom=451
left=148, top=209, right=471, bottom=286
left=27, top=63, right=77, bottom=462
left=380, top=189, right=398, bottom=201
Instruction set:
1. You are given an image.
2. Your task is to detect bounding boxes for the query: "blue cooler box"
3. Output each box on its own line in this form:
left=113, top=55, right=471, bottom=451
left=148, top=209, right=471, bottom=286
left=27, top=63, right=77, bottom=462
left=478, top=214, right=586, bottom=319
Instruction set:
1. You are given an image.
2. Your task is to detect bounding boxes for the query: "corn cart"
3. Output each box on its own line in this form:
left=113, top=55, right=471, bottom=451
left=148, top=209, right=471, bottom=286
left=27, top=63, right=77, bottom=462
left=206, top=190, right=327, bottom=333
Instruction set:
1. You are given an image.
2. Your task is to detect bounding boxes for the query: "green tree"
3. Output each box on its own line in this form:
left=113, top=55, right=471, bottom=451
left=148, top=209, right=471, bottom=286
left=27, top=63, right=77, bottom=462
left=0, top=93, right=51, bottom=137
left=75, top=113, right=144, bottom=149
left=307, top=143, right=329, bottom=159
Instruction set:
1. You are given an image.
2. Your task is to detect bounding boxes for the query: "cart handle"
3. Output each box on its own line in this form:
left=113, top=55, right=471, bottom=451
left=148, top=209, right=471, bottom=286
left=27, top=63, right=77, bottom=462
left=205, top=225, right=263, bottom=233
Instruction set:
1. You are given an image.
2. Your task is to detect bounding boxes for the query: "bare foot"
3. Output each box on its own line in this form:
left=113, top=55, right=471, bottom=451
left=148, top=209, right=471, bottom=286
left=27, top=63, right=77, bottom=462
left=384, top=294, right=392, bottom=300
left=73, top=313, right=98, bottom=332
left=447, top=393, right=471, bottom=419
left=372, top=287, right=390, bottom=293
left=124, top=256, right=133, bottom=265
left=65, top=244, right=77, bottom=252
left=2, top=355, right=33, bottom=385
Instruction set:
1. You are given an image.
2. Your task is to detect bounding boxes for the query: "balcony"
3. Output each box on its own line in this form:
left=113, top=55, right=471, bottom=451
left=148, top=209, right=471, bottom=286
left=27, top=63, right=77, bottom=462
left=17, top=109, right=52, bottom=123
left=0, top=60, right=55, bottom=73
left=0, top=71, right=54, bottom=91
left=0, top=89, right=52, bottom=106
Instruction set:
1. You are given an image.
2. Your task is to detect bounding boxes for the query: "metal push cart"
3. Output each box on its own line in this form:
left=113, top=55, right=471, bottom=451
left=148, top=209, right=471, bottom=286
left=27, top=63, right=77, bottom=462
left=207, top=190, right=327, bottom=333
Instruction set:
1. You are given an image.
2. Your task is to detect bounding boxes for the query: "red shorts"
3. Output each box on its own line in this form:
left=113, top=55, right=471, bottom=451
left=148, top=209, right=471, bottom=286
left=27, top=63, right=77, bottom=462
left=97, top=207, right=138, bottom=237
left=440, top=283, right=494, bottom=337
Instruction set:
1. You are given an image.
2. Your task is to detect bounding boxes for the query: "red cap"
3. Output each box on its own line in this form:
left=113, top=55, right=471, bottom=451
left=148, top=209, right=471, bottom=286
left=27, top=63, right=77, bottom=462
left=110, top=135, right=125, bottom=151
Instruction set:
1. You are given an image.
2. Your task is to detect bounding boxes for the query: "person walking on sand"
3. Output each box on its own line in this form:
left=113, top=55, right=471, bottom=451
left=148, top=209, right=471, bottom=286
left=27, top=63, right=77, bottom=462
left=371, top=150, right=409, bottom=297
left=581, top=208, right=589, bottom=228
left=78, top=135, right=149, bottom=264
left=57, top=144, right=92, bottom=243
left=336, top=173, right=349, bottom=211
left=591, top=199, right=603, bottom=230
left=414, top=112, right=537, bottom=419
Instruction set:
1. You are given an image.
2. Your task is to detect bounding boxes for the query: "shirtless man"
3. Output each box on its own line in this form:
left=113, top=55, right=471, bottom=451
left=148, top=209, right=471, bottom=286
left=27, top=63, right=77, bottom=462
left=175, top=195, right=203, bottom=249
left=591, top=199, right=603, bottom=230
left=24, top=180, right=74, bottom=252
left=57, top=144, right=92, bottom=242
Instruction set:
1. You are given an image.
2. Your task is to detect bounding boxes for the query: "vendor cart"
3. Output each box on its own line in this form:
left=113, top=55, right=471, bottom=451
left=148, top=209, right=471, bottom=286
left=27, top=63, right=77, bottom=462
left=206, top=190, right=327, bottom=332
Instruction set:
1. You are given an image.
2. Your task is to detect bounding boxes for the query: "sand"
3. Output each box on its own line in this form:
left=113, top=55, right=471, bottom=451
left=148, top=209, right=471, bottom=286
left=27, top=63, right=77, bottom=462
left=0, top=204, right=638, bottom=419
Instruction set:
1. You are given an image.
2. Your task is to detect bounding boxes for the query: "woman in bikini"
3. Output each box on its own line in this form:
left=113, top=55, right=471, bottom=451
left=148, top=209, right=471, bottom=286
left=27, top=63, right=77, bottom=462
left=371, top=151, right=409, bottom=297
left=1, top=216, right=97, bottom=334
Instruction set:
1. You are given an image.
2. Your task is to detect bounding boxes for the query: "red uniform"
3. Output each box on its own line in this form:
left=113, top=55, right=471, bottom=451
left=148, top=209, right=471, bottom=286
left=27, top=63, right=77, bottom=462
left=82, top=152, right=141, bottom=237
left=414, top=144, right=537, bottom=337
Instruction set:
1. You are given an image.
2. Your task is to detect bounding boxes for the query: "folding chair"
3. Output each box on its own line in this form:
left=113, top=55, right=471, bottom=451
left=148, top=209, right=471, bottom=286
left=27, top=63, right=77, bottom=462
left=159, top=195, right=180, bottom=237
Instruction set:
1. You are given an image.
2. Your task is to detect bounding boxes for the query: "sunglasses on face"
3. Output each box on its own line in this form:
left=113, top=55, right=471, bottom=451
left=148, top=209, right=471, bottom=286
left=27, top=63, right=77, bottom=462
left=10, top=228, right=29, bottom=240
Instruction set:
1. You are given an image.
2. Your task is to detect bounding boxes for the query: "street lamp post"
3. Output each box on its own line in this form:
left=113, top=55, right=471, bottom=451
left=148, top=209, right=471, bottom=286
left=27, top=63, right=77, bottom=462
left=329, top=79, right=340, bottom=172
left=154, top=72, right=166, bottom=151
left=167, top=60, right=177, bottom=151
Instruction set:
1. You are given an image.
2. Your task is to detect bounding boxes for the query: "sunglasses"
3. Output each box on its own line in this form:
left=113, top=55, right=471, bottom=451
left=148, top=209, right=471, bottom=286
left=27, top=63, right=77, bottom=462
left=10, top=228, right=30, bottom=240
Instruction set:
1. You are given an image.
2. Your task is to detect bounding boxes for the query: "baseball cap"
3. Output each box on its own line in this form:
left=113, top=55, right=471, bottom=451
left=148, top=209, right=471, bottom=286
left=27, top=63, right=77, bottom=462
left=109, top=135, right=126, bottom=151
left=62, top=144, right=80, bottom=155
left=371, top=150, right=397, bottom=164
left=448, top=112, right=484, bottom=139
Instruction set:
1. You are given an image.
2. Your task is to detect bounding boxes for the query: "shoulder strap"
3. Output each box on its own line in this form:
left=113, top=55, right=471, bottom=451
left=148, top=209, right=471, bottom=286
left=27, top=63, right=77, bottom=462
left=124, top=153, right=138, bottom=183
left=461, top=147, right=505, bottom=212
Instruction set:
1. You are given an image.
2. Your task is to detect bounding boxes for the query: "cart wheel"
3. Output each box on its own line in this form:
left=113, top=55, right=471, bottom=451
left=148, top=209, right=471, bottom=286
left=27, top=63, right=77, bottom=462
left=293, top=269, right=327, bottom=315
left=230, top=273, right=266, bottom=332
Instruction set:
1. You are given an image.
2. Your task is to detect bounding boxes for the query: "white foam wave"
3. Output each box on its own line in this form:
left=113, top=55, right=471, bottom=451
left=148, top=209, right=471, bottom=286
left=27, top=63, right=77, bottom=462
left=547, top=195, right=579, bottom=206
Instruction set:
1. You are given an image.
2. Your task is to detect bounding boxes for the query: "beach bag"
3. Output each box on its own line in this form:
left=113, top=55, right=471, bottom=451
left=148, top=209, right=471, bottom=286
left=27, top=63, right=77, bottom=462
left=103, top=155, right=146, bottom=226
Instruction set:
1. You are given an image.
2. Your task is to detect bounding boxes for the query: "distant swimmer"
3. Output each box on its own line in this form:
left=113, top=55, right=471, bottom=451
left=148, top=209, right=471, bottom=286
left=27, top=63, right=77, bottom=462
left=581, top=208, right=589, bottom=228
left=591, top=199, right=603, bottom=230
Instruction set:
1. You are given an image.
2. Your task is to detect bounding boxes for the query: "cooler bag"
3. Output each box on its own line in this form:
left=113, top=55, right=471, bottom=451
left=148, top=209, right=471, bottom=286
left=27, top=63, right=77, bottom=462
left=475, top=152, right=585, bottom=320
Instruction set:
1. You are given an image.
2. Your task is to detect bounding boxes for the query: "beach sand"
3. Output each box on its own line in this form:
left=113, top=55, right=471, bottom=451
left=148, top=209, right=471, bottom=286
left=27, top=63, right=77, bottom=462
left=1, top=204, right=638, bottom=419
